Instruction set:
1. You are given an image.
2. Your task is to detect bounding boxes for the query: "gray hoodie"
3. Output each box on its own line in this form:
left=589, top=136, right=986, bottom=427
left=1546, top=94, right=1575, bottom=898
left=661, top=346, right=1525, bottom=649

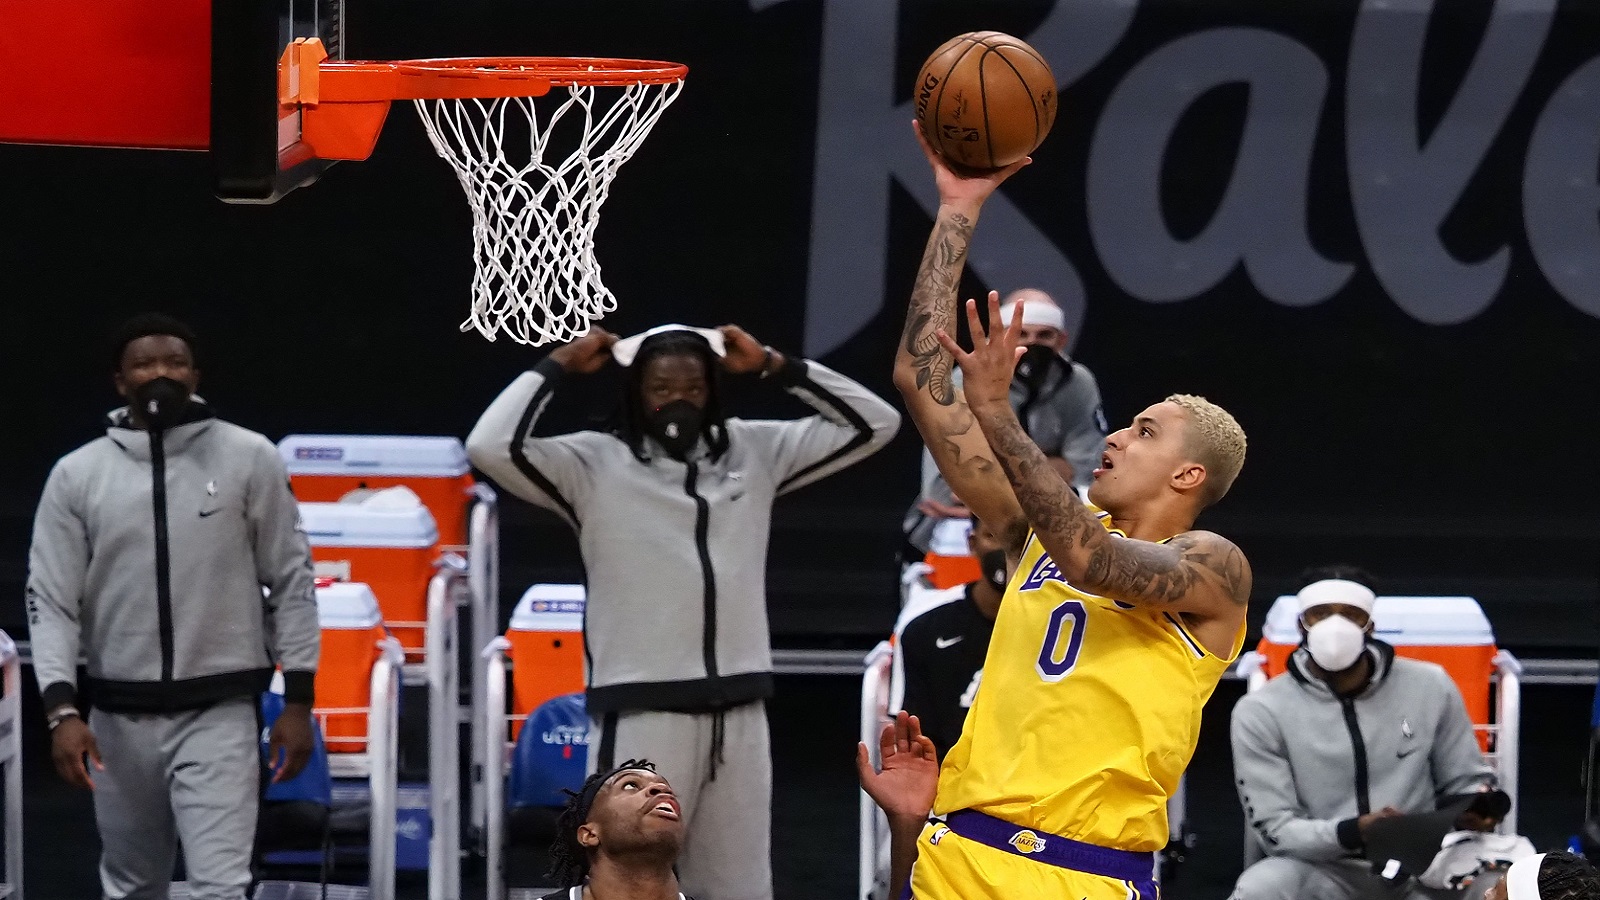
left=26, top=403, right=321, bottom=713
left=1231, top=641, right=1494, bottom=862
left=467, top=356, right=899, bottom=713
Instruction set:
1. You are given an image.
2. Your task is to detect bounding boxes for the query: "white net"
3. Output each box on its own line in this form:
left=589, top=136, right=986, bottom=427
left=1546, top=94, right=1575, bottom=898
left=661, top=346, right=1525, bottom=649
left=413, top=77, right=685, bottom=345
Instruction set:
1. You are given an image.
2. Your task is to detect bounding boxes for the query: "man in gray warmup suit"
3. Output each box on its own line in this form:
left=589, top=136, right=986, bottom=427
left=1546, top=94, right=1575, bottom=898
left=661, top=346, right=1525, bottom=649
left=26, top=313, right=321, bottom=900
left=469, top=322, right=899, bottom=900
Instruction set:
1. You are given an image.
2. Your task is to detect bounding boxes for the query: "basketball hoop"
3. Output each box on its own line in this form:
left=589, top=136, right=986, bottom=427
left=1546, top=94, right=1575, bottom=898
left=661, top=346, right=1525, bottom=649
left=281, top=40, right=687, bottom=345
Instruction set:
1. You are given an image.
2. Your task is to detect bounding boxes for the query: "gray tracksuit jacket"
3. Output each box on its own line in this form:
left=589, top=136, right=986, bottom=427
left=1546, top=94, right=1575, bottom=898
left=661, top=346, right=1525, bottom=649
left=467, top=356, right=899, bottom=714
left=1231, top=642, right=1494, bottom=862
left=26, top=403, right=321, bottom=713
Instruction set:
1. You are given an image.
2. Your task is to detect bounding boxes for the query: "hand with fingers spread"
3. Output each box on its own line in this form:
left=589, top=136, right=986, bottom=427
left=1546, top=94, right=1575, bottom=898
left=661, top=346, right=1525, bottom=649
left=935, top=291, right=1025, bottom=413
left=857, top=710, right=942, bottom=825
left=913, top=121, right=1032, bottom=210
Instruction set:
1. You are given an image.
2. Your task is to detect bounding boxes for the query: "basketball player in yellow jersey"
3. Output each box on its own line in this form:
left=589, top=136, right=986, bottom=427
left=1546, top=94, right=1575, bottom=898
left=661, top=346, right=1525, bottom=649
left=881, top=121, right=1253, bottom=900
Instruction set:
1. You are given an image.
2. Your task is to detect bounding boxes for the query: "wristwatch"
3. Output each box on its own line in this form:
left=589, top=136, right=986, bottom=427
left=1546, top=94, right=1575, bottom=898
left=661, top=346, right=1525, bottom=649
left=46, top=705, right=80, bottom=731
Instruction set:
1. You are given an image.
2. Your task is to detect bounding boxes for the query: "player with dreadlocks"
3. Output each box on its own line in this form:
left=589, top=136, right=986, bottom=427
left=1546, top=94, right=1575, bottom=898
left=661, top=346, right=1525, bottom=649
left=543, top=760, right=692, bottom=900
left=1484, top=851, right=1600, bottom=900
left=469, top=322, right=898, bottom=900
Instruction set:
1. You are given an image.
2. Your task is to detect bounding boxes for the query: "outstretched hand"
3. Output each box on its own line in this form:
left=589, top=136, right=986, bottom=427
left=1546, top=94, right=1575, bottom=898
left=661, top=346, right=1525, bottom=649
left=935, top=291, right=1024, bottom=412
left=914, top=120, right=1031, bottom=209
left=857, top=711, right=941, bottom=824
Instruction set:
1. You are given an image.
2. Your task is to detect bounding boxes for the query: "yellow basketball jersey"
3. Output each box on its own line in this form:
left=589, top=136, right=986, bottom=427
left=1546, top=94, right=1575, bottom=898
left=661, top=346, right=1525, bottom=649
left=932, top=512, right=1243, bottom=852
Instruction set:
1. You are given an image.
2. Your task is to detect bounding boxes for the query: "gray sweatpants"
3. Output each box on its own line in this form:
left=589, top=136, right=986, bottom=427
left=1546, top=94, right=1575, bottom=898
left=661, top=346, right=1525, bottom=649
left=588, top=702, right=772, bottom=900
left=1232, top=857, right=1497, bottom=900
left=90, top=697, right=262, bottom=900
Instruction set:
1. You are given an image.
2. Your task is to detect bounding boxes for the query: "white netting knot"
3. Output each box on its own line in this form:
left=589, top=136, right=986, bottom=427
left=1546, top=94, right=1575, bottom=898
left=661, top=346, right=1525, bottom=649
left=414, top=77, right=684, bottom=345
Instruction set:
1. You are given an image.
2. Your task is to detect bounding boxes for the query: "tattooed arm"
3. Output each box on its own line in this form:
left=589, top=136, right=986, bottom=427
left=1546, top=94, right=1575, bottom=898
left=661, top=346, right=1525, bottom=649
left=938, top=295, right=1251, bottom=652
left=891, top=122, right=1029, bottom=534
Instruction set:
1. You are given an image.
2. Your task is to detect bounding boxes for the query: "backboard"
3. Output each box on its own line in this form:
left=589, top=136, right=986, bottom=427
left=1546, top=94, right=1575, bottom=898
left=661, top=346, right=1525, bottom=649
left=214, top=0, right=347, bottom=203
left=0, top=0, right=344, bottom=203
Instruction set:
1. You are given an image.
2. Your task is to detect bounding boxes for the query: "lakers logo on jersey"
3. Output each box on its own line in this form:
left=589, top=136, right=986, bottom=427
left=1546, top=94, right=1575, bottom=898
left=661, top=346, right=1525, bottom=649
left=1008, top=830, right=1048, bottom=854
left=1019, top=553, right=1066, bottom=592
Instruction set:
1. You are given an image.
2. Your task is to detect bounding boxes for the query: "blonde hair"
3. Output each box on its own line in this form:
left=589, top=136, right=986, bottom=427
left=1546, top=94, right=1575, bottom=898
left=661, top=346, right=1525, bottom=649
left=1164, top=394, right=1246, bottom=506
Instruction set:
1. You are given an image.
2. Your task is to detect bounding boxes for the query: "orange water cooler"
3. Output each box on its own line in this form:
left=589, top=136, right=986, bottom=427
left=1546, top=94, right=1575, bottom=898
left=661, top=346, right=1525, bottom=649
left=506, top=584, right=587, bottom=738
left=280, top=434, right=476, bottom=547
left=313, top=580, right=390, bottom=752
left=299, top=500, right=441, bottom=662
left=921, top=518, right=980, bottom=590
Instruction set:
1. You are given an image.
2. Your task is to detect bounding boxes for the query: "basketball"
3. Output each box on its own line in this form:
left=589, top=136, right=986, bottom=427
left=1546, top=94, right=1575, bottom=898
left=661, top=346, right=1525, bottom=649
left=913, top=31, right=1057, bottom=171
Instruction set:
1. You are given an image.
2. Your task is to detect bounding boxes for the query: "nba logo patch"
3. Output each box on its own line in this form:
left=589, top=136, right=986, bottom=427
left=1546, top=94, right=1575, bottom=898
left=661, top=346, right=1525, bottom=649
left=929, top=825, right=950, bottom=846
left=1008, top=830, right=1047, bottom=854
left=1020, top=554, right=1067, bottom=592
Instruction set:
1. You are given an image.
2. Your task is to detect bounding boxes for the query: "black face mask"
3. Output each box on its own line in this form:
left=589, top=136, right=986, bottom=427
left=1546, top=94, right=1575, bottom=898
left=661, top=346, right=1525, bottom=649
left=1014, top=344, right=1065, bottom=395
left=646, top=399, right=704, bottom=459
left=131, top=376, right=192, bottom=432
left=978, top=548, right=1009, bottom=593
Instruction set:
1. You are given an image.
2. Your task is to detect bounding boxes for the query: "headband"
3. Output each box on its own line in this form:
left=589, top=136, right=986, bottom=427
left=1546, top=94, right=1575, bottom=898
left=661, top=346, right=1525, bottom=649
left=998, top=298, right=1065, bottom=331
left=1297, top=578, right=1376, bottom=616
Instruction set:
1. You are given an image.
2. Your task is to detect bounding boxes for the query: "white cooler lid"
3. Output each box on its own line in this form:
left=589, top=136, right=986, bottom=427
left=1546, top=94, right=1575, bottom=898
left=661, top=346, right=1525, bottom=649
left=279, top=434, right=470, bottom=478
left=1262, top=594, right=1494, bottom=647
left=316, top=581, right=383, bottom=629
left=511, top=584, right=586, bottom=633
left=298, top=501, right=440, bottom=548
left=927, top=518, right=973, bottom=557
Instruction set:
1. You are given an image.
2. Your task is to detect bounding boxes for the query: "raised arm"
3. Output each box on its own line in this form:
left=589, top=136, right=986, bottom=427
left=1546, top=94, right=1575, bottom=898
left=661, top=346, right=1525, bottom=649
left=891, top=122, right=1027, bottom=536
left=716, top=325, right=901, bottom=495
left=465, top=330, right=616, bottom=529
left=938, top=295, right=1250, bottom=634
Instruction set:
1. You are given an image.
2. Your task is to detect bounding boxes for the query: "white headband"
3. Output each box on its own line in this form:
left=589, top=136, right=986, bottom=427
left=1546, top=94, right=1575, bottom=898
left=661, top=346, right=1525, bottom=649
left=609, top=324, right=727, bottom=367
left=1505, top=853, right=1545, bottom=900
left=998, top=298, right=1065, bottom=332
left=1296, top=579, right=1377, bottom=616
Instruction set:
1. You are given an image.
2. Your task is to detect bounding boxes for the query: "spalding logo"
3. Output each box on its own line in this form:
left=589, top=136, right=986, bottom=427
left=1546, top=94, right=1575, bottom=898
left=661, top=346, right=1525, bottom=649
left=1008, top=830, right=1048, bottom=855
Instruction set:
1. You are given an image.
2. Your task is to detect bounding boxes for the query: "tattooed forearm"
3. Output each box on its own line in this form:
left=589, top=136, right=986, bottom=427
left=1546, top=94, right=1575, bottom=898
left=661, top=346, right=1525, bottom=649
left=976, top=402, right=1108, bottom=553
left=898, top=211, right=974, bottom=406
left=1084, top=535, right=1201, bottom=604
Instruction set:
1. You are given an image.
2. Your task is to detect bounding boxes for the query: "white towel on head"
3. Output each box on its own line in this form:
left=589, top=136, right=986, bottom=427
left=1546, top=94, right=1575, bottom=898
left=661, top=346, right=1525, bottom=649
left=610, top=324, right=727, bottom=367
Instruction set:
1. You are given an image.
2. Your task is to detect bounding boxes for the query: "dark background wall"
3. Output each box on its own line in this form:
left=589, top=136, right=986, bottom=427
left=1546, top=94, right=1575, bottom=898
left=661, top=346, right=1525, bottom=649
left=0, top=0, right=1596, bottom=656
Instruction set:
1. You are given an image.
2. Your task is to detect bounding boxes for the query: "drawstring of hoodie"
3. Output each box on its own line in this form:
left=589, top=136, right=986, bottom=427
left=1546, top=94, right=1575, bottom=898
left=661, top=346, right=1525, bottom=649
left=709, top=709, right=728, bottom=781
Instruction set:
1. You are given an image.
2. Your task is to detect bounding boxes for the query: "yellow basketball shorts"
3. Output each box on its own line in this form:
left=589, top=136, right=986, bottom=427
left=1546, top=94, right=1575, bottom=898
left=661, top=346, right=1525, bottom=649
left=906, top=810, right=1160, bottom=900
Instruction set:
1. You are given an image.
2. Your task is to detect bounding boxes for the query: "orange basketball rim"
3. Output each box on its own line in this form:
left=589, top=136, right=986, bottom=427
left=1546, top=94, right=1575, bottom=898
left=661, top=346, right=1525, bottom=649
left=280, top=39, right=688, bottom=162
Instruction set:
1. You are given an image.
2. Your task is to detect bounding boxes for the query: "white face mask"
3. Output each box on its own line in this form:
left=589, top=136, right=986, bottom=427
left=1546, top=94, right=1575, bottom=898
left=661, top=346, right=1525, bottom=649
left=1305, top=614, right=1368, bottom=672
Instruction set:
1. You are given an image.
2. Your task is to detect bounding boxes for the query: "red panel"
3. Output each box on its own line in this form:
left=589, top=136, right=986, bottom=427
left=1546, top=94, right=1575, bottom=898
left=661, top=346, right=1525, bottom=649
left=0, top=0, right=211, bottom=149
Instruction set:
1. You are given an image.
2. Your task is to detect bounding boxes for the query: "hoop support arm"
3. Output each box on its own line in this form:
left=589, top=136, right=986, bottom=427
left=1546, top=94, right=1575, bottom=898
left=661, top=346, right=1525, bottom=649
left=279, top=38, right=559, bottom=161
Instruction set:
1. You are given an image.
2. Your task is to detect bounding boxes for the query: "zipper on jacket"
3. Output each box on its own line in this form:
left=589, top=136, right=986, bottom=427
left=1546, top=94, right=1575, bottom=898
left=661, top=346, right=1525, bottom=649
left=1340, top=696, right=1371, bottom=814
left=684, top=462, right=719, bottom=684
left=150, top=431, right=176, bottom=693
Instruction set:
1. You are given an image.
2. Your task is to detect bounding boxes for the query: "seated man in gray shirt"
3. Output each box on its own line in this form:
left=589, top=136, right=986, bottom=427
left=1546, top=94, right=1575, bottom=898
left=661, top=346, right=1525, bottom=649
left=1230, top=568, right=1502, bottom=900
left=900, top=289, right=1106, bottom=562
